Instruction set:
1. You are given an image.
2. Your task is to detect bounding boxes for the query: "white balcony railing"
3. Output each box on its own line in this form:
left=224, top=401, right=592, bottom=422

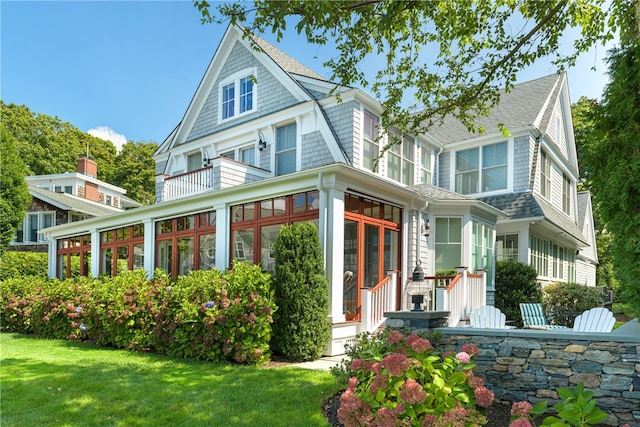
left=160, top=158, right=272, bottom=202
left=435, top=267, right=487, bottom=327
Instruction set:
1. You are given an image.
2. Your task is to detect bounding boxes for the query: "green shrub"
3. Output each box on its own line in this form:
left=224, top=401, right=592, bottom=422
left=0, top=263, right=276, bottom=365
left=0, top=251, right=48, bottom=280
left=494, top=260, right=542, bottom=328
left=435, top=269, right=458, bottom=277
left=272, top=222, right=330, bottom=362
left=335, top=329, right=493, bottom=426
left=543, top=282, right=605, bottom=327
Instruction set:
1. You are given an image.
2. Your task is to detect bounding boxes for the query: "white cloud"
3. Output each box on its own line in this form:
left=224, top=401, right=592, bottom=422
left=87, top=126, right=127, bottom=152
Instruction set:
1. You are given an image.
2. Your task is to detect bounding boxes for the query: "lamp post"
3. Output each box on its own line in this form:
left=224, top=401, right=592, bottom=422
left=406, top=261, right=432, bottom=311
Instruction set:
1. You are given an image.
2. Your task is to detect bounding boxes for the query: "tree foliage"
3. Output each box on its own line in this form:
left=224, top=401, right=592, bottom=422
left=272, top=222, right=330, bottom=361
left=583, top=41, right=640, bottom=313
left=195, top=0, right=617, bottom=140
left=0, top=101, right=116, bottom=179
left=0, top=126, right=31, bottom=253
left=494, top=260, right=541, bottom=328
left=0, top=101, right=158, bottom=205
left=111, top=141, right=158, bottom=205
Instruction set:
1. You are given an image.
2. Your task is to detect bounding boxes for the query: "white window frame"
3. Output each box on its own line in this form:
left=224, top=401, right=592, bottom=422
left=562, top=174, right=571, bottom=215
left=240, top=145, right=256, bottom=166
left=186, top=151, right=203, bottom=171
left=540, top=151, right=551, bottom=199
left=275, top=122, right=297, bottom=176
left=18, top=211, right=55, bottom=243
left=496, top=233, right=519, bottom=261
left=455, top=141, right=508, bottom=195
left=218, top=69, right=257, bottom=123
left=420, top=144, right=432, bottom=184
left=362, top=109, right=379, bottom=171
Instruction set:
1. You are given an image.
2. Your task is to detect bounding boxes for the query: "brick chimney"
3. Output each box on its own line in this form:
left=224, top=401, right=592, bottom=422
left=77, top=155, right=98, bottom=178
left=77, top=155, right=99, bottom=202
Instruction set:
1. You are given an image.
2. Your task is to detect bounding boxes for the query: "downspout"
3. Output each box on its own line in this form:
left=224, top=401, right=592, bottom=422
left=435, top=145, right=444, bottom=185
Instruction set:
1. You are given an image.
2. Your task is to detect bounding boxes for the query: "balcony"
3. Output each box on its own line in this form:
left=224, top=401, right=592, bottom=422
left=160, top=157, right=271, bottom=202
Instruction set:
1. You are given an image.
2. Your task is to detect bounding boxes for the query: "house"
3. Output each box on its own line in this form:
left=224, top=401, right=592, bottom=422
left=10, top=156, right=140, bottom=258
left=41, top=25, right=597, bottom=355
left=428, top=73, right=598, bottom=287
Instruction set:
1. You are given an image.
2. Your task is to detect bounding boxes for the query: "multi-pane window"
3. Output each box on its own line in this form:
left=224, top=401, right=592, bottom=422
left=562, top=174, right=571, bottom=214
left=220, top=72, right=255, bottom=121
left=230, top=191, right=320, bottom=270
left=530, top=235, right=549, bottom=276
left=221, top=82, right=235, bottom=120
left=155, top=211, right=216, bottom=276
left=276, top=123, right=296, bottom=176
left=455, top=148, right=479, bottom=194
left=551, top=243, right=566, bottom=280
left=482, top=142, right=507, bottom=191
left=402, top=135, right=414, bottom=185
left=187, top=152, right=203, bottom=171
left=363, top=110, right=379, bottom=171
left=435, top=217, right=462, bottom=271
left=101, top=224, right=145, bottom=277
left=455, top=142, right=507, bottom=195
left=454, top=142, right=507, bottom=194
left=496, top=234, right=519, bottom=261
left=420, top=145, right=432, bottom=184
left=15, top=211, right=55, bottom=243
left=241, top=146, right=255, bottom=166
left=540, top=151, right=551, bottom=199
left=387, top=131, right=401, bottom=182
left=239, top=76, right=254, bottom=114
left=57, top=234, right=91, bottom=279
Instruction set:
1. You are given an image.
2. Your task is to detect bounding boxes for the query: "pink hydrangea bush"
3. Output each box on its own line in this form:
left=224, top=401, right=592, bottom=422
left=336, top=329, right=494, bottom=426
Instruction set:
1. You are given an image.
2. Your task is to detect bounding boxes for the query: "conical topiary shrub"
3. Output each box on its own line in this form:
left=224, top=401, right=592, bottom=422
left=271, top=222, right=330, bottom=361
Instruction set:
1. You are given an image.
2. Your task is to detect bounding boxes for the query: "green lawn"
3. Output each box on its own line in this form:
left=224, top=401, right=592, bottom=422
left=0, top=334, right=342, bottom=426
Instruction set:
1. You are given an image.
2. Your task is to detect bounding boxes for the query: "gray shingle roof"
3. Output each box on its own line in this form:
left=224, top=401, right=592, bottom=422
left=427, top=74, right=562, bottom=144
left=479, top=191, right=587, bottom=244
left=29, top=185, right=123, bottom=217
left=411, top=183, right=478, bottom=201
left=243, top=27, right=329, bottom=82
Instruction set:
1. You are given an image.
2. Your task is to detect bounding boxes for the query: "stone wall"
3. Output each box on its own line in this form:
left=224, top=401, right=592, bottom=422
left=385, top=312, right=640, bottom=427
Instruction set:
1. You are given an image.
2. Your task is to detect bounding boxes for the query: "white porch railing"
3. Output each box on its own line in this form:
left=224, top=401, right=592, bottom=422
left=435, top=267, right=487, bottom=327
left=360, top=271, right=397, bottom=333
left=162, top=167, right=213, bottom=201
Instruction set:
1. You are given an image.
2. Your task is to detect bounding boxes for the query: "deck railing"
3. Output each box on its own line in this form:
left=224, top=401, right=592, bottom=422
left=162, top=167, right=213, bottom=201
left=360, top=271, right=397, bottom=333
left=435, top=267, right=486, bottom=327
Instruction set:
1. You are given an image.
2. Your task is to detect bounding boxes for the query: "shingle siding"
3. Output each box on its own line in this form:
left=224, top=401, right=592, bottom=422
left=438, top=151, right=451, bottom=189
left=324, top=101, right=359, bottom=163
left=187, top=41, right=300, bottom=142
left=301, top=131, right=334, bottom=169
left=513, top=135, right=532, bottom=191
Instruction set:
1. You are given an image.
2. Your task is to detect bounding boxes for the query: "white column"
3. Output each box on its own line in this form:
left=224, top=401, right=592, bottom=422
left=143, top=218, right=155, bottom=276
left=90, top=228, right=100, bottom=277
left=214, top=202, right=229, bottom=270
left=323, top=176, right=347, bottom=324
left=47, top=237, right=57, bottom=279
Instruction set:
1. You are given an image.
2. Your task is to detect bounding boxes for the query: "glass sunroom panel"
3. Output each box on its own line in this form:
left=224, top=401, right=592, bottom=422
left=178, top=237, right=195, bottom=276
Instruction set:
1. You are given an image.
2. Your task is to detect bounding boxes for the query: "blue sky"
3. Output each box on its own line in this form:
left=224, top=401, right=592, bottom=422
left=2, top=1, right=615, bottom=149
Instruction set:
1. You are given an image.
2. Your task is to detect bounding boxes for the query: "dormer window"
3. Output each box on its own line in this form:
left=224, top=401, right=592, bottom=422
left=219, top=70, right=256, bottom=122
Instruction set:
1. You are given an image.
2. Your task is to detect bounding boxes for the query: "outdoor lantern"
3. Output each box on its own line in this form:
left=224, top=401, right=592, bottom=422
left=406, top=261, right=431, bottom=311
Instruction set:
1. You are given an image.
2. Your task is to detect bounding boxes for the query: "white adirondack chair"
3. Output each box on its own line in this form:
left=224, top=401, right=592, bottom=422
left=572, top=307, right=616, bottom=332
left=470, top=305, right=507, bottom=328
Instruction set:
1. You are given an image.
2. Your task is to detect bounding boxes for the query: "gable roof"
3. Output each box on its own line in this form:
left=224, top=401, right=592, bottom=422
left=242, top=27, right=329, bottom=82
left=427, top=74, right=563, bottom=145
left=478, top=191, right=588, bottom=245
left=29, top=185, right=122, bottom=217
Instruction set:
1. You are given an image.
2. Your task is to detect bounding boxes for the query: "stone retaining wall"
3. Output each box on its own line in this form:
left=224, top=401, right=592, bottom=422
left=385, top=312, right=640, bottom=427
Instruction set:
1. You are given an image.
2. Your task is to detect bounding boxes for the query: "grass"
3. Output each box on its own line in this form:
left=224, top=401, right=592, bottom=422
left=0, top=333, right=342, bottom=426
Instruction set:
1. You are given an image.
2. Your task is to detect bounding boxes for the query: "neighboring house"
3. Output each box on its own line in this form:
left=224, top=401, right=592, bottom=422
left=42, top=25, right=597, bottom=355
left=10, top=156, right=140, bottom=258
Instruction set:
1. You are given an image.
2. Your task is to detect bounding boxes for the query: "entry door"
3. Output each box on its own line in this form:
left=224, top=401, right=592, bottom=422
left=343, top=219, right=401, bottom=321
